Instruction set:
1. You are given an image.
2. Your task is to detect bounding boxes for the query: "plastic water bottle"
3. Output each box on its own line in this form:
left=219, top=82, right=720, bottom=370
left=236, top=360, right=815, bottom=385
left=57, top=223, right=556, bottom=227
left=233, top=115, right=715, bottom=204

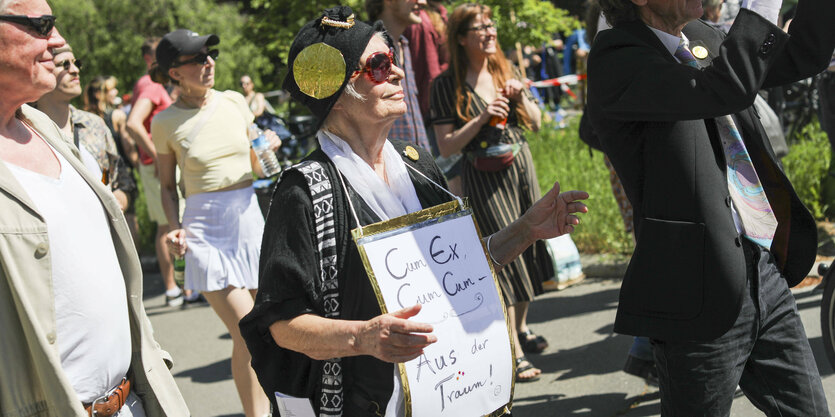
left=173, top=256, right=185, bottom=288
left=249, top=124, right=281, bottom=177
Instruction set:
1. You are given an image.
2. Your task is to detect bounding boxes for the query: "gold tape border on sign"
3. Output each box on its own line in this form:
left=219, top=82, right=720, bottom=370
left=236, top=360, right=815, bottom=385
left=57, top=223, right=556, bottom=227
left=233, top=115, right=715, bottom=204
left=352, top=199, right=515, bottom=417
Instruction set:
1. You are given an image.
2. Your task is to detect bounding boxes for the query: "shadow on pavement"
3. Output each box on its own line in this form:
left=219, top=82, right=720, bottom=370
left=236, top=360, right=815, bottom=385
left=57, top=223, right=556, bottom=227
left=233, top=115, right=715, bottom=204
left=526, top=286, right=621, bottom=325
left=616, top=391, right=662, bottom=417
left=175, top=358, right=232, bottom=383
left=512, top=391, right=659, bottom=416
left=533, top=330, right=633, bottom=380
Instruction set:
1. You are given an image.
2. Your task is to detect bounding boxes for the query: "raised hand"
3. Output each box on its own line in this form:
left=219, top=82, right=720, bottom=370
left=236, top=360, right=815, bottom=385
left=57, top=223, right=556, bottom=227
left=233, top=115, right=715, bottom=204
left=502, top=79, right=525, bottom=103
left=523, top=181, right=589, bottom=240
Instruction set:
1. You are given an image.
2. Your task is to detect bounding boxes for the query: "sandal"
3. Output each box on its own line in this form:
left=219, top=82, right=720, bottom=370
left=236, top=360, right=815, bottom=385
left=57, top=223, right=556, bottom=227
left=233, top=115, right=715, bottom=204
left=515, top=356, right=541, bottom=382
left=518, top=329, right=548, bottom=354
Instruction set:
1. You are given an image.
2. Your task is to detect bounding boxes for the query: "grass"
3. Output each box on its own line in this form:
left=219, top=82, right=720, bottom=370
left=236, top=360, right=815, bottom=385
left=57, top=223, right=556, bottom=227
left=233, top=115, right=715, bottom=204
left=782, top=119, right=831, bottom=220
left=528, top=116, right=634, bottom=254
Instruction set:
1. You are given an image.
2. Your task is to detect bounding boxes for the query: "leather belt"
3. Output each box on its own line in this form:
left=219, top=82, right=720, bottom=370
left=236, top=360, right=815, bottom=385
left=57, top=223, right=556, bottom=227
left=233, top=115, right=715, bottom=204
left=83, top=377, right=131, bottom=417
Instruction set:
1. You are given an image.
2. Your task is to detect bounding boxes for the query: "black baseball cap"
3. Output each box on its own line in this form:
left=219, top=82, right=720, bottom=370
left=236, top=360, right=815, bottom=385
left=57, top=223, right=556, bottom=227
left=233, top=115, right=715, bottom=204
left=156, top=29, right=219, bottom=71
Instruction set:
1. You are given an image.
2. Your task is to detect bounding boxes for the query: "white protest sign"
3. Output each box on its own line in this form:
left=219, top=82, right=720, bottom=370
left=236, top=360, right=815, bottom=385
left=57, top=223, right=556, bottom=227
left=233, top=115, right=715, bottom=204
left=355, top=205, right=514, bottom=417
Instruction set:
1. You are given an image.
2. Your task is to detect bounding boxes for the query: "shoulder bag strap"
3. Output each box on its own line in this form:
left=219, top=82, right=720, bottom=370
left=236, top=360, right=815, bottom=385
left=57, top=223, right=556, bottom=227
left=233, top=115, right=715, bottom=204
left=293, top=159, right=344, bottom=417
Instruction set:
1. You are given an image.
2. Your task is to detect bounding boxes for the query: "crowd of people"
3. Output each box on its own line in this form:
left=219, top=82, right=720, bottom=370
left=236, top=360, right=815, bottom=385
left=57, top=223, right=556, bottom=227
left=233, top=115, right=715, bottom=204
left=0, top=0, right=834, bottom=416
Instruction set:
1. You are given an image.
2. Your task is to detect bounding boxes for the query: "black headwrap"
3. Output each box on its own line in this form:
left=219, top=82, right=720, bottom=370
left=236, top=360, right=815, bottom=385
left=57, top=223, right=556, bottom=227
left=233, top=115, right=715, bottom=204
left=283, top=6, right=391, bottom=128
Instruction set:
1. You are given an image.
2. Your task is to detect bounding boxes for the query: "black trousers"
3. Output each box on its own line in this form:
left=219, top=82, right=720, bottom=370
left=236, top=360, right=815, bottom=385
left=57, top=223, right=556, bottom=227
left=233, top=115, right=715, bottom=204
left=652, top=239, right=829, bottom=416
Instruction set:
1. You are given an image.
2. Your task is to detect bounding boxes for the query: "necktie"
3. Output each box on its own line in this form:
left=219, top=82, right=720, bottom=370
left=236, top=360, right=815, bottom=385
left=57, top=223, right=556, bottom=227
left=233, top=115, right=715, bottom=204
left=675, top=40, right=778, bottom=249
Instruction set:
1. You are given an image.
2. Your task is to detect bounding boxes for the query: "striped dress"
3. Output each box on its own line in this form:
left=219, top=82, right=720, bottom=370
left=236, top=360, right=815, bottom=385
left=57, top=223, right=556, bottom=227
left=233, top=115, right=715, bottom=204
left=429, top=70, right=550, bottom=305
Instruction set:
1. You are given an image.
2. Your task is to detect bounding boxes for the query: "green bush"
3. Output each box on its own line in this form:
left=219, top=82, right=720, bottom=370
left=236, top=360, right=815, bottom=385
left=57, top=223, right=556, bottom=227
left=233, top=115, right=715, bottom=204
left=782, top=119, right=831, bottom=220
left=133, top=171, right=157, bottom=256
left=528, top=117, right=634, bottom=254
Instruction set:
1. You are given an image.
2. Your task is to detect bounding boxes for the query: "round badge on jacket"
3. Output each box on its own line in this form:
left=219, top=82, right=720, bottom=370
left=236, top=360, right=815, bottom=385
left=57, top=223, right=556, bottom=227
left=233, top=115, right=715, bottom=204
left=404, top=145, right=420, bottom=161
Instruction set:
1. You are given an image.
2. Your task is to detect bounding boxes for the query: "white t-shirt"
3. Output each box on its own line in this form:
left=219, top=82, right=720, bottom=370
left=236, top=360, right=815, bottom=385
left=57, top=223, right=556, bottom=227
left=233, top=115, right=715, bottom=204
left=79, top=144, right=104, bottom=182
left=6, top=144, right=131, bottom=403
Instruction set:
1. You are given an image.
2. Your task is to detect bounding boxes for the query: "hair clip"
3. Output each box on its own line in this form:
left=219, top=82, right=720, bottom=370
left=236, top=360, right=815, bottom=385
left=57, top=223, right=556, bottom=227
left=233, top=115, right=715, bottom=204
left=321, top=13, right=355, bottom=29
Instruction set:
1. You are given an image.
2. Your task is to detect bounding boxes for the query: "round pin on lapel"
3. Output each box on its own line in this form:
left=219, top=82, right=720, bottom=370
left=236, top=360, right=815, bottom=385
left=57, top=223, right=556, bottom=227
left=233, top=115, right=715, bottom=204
left=404, top=145, right=419, bottom=161
left=692, top=45, right=708, bottom=59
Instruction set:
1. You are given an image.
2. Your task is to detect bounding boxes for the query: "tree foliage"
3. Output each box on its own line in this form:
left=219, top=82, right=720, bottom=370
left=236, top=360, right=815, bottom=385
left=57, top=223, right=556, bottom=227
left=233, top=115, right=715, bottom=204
left=49, top=0, right=272, bottom=97
left=244, top=0, right=578, bottom=92
left=457, top=0, right=580, bottom=50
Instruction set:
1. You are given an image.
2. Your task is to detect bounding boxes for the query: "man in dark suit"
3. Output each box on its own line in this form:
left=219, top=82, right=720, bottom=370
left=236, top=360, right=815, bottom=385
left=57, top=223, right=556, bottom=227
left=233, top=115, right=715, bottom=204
left=587, top=0, right=835, bottom=413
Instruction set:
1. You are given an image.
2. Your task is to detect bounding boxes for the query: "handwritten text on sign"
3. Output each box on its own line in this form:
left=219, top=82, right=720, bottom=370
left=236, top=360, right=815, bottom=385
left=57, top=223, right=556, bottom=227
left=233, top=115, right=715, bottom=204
left=358, top=212, right=513, bottom=417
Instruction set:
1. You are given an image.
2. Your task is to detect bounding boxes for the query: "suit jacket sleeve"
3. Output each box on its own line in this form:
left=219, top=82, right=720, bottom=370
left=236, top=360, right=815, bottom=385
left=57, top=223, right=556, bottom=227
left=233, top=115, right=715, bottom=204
left=590, top=8, right=833, bottom=123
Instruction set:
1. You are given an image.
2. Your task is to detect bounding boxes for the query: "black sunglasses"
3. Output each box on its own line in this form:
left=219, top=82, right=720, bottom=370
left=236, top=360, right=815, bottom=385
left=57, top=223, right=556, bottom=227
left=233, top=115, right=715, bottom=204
left=56, top=58, right=82, bottom=71
left=171, top=49, right=219, bottom=68
left=0, top=15, right=56, bottom=36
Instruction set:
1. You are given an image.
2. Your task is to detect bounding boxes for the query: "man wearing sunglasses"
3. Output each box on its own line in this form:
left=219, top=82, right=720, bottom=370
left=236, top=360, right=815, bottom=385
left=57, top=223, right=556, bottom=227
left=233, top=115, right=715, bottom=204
left=587, top=0, right=835, bottom=412
left=366, top=0, right=432, bottom=154
left=0, top=1, right=188, bottom=416
left=35, top=44, right=136, bottom=213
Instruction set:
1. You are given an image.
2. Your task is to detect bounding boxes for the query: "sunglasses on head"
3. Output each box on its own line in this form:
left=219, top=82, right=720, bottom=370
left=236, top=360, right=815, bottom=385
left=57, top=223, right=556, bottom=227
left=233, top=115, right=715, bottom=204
left=171, top=49, right=218, bottom=68
left=354, top=49, right=396, bottom=84
left=56, top=58, right=82, bottom=71
left=0, top=14, right=56, bottom=37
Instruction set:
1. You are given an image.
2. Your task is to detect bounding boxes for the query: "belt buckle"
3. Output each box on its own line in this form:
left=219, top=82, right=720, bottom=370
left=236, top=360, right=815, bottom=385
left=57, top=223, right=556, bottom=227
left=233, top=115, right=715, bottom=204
left=89, top=377, right=126, bottom=416
left=89, top=394, right=107, bottom=417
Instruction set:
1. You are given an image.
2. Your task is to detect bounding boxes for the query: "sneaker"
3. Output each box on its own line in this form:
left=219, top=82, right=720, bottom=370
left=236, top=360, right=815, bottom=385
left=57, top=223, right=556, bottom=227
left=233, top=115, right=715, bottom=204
left=182, top=293, right=207, bottom=308
left=623, top=355, right=658, bottom=386
left=165, top=292, right=184, bottom=307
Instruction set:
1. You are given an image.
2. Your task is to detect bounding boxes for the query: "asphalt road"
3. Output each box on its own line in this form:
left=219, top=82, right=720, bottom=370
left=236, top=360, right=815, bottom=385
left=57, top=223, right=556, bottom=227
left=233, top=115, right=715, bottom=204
left=144, top=272, right=835, bottom=416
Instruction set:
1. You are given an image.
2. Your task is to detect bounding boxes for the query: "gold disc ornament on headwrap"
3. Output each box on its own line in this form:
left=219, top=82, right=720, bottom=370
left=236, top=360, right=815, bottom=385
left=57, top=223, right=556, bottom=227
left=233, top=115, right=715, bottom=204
left=293, top=42, right=346, bottom=99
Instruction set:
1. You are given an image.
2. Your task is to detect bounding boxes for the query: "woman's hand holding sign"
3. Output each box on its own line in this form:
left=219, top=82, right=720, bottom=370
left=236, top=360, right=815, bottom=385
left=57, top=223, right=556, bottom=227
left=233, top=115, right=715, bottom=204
left=271, top=305, right=435, bottom=363
left=352, top=304, right=437, bottom=363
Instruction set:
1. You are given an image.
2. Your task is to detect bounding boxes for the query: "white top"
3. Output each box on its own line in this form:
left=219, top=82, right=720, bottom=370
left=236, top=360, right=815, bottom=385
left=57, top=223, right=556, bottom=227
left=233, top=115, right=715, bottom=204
left=79, top=144, right=104, bottom=182
left=6, top=142, right=131, bottom=403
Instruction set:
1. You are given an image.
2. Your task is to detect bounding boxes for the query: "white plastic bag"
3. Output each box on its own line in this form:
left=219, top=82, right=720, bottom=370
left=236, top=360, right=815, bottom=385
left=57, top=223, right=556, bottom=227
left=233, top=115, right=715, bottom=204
left=543, top=234, right=584, bottom=290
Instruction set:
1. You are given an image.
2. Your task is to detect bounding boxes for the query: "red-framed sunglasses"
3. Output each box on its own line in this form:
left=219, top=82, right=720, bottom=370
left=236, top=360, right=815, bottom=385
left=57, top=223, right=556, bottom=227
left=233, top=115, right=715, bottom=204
left=354, top=49, right=395, bottom=84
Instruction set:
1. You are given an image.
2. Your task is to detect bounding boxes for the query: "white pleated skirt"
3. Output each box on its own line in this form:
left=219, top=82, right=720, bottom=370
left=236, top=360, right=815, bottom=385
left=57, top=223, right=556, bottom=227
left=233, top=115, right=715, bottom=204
left=182, top=186, right=263, bottom=292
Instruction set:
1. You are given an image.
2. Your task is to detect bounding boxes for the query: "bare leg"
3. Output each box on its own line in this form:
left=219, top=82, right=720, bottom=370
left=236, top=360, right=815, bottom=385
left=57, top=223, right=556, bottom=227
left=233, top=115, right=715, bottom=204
left=515, top=301, right=531, bottom=334
left=203, top=287, right=270, bottom=417
left=507, top=304, right=540, bottom=380
left=155, top=224, right=177, bottom=291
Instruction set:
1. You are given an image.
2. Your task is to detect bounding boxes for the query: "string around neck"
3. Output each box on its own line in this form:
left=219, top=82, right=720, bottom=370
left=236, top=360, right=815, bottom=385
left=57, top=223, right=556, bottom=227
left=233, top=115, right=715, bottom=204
left=337, top=155, right=464, bottom=240
left=404, top=163, right=464, bottom=208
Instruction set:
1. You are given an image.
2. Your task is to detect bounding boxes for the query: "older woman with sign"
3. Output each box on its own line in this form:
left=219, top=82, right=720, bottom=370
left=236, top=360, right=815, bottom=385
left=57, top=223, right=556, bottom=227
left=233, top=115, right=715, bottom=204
left=240, top=6, right=588, bottom=417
